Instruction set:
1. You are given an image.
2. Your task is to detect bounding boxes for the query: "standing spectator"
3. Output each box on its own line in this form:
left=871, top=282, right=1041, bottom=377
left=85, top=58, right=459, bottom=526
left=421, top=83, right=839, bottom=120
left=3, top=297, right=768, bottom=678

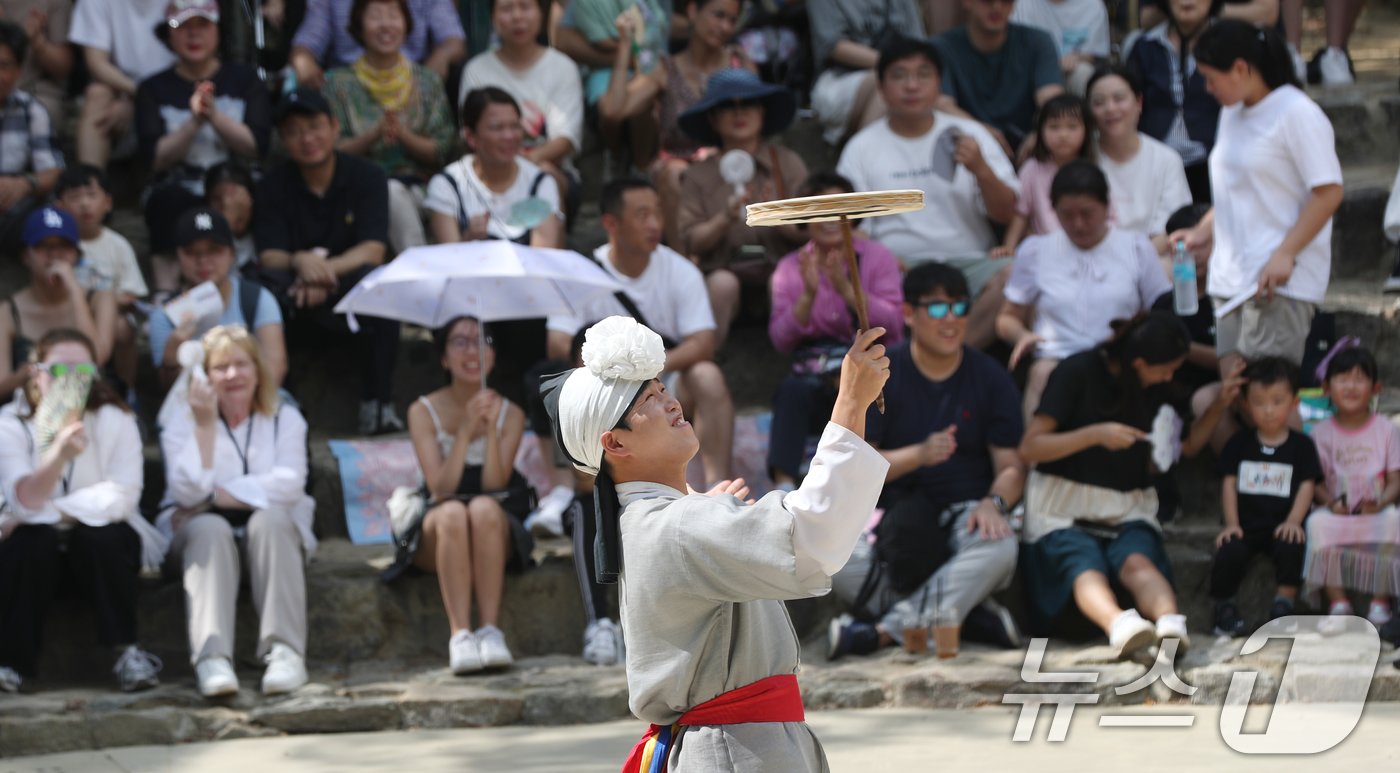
left=0, top=0, right=72, bottom=131
left=1175, top=21, right=1343, bottom=372
left=159, top=325, right=314, bottom=698
left=324, top=0, right=455, bottom=254
left=0, top=18, right=60, bottom=250
left=0, top=328, right=164, bottom=695
left=600, top=0, right=751, bottom=249
left=998, top=162, right=1172, bottom=425
left=136, top=0, right=271, bottom=285
left=547, top=178, right=735, bottom=486
left=391, top=316, right=533, bottom=673
left=149, top=207, right=287, bottom=391
left=990, top=93, right=1093, bottom=256
left=289, top=0, right=467, bottom=88
left=936, top=0, right=1064, bottom=153
left=1284, top=0, right=1363, bottom=87
left=54, top=166, right=147, bottom=402
left=676, top=69, right=807, bottom=347
left=1125, top=0, right=1222, bottom=203
left=1010, top=0, right=1109, bottom=95
left=806, top=0, right=926, bottom=144
left=254, top=88, right=401, bottom=435
left=1018, top=312, right=1238, bottom=655
left=1088, top=66, right=1192, bottom=254
left=69, top=0, right=176, bottom=168
left=829, top=262, right=1024, bottom=658
left=459, top=0, right=584, bottom=209
left=837, top=36, right=1019, bottom=350
left=767, top=172, right=904, bottom=491
left=0, top=207, right=116, bottom=403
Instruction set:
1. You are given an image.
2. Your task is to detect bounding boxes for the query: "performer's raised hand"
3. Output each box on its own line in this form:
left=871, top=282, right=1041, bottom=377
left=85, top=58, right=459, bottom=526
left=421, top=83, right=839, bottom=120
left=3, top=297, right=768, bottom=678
left=831, top=327, right=890, bottom=437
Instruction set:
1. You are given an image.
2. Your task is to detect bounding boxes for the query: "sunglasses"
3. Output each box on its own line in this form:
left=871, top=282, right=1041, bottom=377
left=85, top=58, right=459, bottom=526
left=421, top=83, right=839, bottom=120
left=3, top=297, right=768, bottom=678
left=922, top=300, right=970, bottom=319
left=40, top=362, right=98, bottom=378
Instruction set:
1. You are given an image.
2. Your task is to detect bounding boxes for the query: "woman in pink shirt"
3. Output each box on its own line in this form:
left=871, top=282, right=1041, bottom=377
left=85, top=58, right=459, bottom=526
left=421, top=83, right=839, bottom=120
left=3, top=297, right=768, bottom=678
left=766, top=171, right=904, bottom=489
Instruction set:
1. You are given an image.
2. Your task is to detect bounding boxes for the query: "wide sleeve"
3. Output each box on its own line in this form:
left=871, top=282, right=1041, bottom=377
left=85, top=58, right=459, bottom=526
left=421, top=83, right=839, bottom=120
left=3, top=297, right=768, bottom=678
left=1134, top=233, right=1172, bottom=307
left=51, top=407, right=142, bottom=526
left=0, top=413, right=58, bottom=524
left=161, top=412, right=216, bottom=507
left=767, top=250, right=810, bottom=353
left=220, top=406, right=308, bottom=513
left=786, top=422, right=891, bottom=579
left=861, top=240, right=906, bottom=342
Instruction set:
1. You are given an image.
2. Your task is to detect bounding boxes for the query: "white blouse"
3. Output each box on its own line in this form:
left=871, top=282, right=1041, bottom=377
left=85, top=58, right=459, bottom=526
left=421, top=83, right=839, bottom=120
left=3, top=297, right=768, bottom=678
left=0, top=402, right=143, bottom=527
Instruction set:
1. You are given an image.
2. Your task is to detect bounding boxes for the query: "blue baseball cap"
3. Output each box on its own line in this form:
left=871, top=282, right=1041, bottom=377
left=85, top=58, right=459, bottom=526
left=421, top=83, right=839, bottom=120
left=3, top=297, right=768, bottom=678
left=23, top=207, right=80, bottom=247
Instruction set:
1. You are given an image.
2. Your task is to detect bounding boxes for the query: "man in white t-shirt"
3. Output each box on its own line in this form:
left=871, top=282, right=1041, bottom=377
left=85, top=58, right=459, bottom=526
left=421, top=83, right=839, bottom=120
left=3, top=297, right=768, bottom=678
left=1011, top=0, right=1109, bottom=94
left=837, top=36, right=1019, bottom=350
left=69, top=0, right=176, bottom=168
left=547, top=178, right=734, bottom=485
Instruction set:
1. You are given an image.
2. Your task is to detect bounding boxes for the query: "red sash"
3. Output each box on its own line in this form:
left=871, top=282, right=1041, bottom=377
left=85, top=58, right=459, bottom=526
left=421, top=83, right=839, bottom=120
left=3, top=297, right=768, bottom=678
left=621, top=674, right=805, bottom=773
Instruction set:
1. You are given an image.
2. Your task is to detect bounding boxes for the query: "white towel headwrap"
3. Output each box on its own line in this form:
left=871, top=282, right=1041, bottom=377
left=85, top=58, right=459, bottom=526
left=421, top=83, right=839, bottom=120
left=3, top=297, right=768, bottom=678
left=556, top=317, right=666, bottom=477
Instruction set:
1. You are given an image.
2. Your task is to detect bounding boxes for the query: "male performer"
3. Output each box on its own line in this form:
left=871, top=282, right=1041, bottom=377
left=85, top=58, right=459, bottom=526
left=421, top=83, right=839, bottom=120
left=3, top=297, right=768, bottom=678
left=543, top=316, right=890, bottom=771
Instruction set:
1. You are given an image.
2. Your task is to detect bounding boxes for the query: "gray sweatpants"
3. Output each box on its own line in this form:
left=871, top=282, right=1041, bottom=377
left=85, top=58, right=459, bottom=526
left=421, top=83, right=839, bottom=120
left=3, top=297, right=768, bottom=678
left=171, top=511, right=307, bottom=664
left=832, top=502, right=1018, bottom=644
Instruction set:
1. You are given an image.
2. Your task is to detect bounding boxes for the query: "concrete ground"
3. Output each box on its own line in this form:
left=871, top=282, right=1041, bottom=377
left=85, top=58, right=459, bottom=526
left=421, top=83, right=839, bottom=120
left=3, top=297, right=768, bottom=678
left=3, top=704, right=1398, bottom=772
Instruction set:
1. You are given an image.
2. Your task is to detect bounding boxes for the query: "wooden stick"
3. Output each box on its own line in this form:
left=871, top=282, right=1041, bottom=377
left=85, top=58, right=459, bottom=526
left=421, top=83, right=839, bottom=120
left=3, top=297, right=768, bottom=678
left=840, top=215, right=885, bottom=414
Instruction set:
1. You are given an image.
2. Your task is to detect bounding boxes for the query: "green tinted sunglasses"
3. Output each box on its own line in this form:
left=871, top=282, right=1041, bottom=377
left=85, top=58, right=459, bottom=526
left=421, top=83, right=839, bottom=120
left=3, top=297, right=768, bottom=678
left=42, top=362, right=98, bottom=378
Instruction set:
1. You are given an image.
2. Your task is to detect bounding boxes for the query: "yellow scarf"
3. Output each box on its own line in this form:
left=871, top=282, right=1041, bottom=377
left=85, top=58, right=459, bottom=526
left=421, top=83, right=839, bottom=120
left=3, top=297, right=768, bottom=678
left=353, top=54, right=413, bottom=113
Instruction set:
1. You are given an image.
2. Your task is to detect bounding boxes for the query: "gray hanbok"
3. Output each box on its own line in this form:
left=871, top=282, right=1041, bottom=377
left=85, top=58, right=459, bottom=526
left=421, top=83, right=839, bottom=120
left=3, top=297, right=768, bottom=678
left=616, top=422, right=888, bottom=771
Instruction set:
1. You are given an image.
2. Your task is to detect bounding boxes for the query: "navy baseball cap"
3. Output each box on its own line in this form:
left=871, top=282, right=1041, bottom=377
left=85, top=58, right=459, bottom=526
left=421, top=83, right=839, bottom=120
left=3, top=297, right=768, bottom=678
left=276, top=88, right=333, bottom=126
left=173, top=207, right=234, bottom=249
left=23, top=207, right=79, bottom=247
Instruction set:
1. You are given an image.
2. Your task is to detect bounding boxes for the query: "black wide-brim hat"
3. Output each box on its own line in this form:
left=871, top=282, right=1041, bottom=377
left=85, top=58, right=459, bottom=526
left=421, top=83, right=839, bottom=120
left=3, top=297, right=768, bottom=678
left=678, top=68, right=798, bottom=147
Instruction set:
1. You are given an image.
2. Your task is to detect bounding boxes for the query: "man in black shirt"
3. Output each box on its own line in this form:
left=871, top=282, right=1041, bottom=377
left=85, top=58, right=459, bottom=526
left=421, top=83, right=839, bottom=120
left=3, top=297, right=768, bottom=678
left=254, top=88, right=400, bottom=434
left=829, top=262, right=1026, bottom=657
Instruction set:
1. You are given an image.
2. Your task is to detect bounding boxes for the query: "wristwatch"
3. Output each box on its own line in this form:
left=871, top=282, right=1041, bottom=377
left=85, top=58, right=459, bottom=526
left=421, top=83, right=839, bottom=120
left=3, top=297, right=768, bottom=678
left=986, top=494, right=1010, bottom=515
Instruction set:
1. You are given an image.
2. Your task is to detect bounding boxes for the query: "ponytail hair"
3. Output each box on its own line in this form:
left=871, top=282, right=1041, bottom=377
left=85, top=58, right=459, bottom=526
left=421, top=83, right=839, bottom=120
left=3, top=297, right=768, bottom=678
left=1192, top=19, right=1299, bottom=91
left=1097, top=311, right=1191, bottom=417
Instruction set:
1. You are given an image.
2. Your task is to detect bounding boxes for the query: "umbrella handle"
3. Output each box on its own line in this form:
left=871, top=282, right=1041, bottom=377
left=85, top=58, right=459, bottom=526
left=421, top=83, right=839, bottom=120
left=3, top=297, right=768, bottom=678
left=840, top=216, right=884, bottom=414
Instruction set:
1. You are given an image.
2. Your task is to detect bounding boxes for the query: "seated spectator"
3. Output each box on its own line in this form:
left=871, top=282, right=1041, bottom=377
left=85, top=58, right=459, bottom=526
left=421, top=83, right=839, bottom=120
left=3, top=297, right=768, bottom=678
left=54, top=166, right=147, bottom=402
left=0, top=207, right=116, bottom=402
left=254, top=88, right=400, bottom=435
left=829, top=262, right=1024, bottom=658
left=676, top=68, right=807, bottom=347
left=990, top=93, right=1092, bottom=257
left=0, top=0, right=73, bottom=130
left=1125, top=0, right=1222, bottom=203
left=0, top=328, right=163, bottom=695
left=807, top=0, right=926, bottom=144
left=204, top=162, right=259, bottom=275
left=459, top=0, right=584, bottom=209
left=767, top=171, right=904, bottom=490
left=158, top=324, right=314, bottom=698
left=547, top=177, right=734, bottom=485
left=600, top=0, right=751, bottom=249
left=0, top=19, right=61, bottom=249
left=289, top=0, right=466, bottom=88
left=1211, top=357, right=1316, bottom=637
left=324, top=0, right=455, bottom=254
left=1018, top=312, right=1236, bottom=656
left=936, top=0, right=1064, bottom=153
left=997, top=162, right=1171, bottom=424
left=1010, top=0, right=1109, bottom=95
left=150, top=207, right=287, bottom=391
left=136, top=0, right=271, bottom=291
left=837, top=37, right=1019, bottom=350
left=1088, top=66, right=1192, bottom=254
left=69, top=0, right=176, bottom=168
left=389, top=316, right=533, bottom=673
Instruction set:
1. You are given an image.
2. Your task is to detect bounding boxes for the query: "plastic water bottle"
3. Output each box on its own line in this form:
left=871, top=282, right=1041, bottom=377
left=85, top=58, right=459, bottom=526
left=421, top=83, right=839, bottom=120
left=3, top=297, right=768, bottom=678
left=1172, top=240, right=1199, bottom=316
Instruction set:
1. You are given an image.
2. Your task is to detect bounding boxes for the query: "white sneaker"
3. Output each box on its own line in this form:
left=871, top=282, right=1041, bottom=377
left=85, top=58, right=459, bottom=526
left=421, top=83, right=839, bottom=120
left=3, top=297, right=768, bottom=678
left=1367, top=601, right=1393, bottom=628
left=583, top=618, right=622, bottom=666
left=1318, top=602, right=1353, bottom=636
left=476, top=625, right=514, bottom=668
left=1319, top=47, right=1355, bottom=86
left=261, top=643, right=307, bottom=695
left=1110, top=609, right=1158, bottom=660
left=1385, top=275, right=1400, bottom=293
left=1288, top=42, right=1307, bottom=84
left=450, top=629, right=483, bottom=675
left=195, top=656, right=239, bottom=697
left=113, top=645, right=162, bottom=692
left=378, top=403, right=405, bottom=433
left=524, top=486, right=573, bottom=537
left=0, top=666, right=22, bottom=693
left=358, top=400, right=380, bottom=434
left=1154, top=613, right=1191, bottom=654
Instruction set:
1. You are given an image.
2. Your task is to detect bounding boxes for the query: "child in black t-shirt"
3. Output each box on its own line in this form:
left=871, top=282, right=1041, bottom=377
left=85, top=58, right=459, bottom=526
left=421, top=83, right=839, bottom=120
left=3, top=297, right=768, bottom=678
left=1212, top=358, right=1323, bottom=636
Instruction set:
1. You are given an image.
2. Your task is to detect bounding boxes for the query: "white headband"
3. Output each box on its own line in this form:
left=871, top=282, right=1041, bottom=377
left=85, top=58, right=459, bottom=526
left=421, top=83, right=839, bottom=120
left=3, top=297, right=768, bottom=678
left=557, top=317, right=666, bottom=477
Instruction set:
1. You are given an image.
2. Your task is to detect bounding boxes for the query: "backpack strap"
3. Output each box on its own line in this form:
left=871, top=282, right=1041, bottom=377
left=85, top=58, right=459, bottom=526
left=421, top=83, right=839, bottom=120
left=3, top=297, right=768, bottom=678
left=588, top=255, right=679, bottom=350
left=238, top=279, right=262, bottom=330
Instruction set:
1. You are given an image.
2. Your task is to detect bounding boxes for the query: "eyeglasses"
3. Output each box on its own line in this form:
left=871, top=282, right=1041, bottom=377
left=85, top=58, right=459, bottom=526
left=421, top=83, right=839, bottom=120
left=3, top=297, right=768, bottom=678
left=447, top=335, right=493, bottom=351
left=41, top=362, right=97, bottom=378
left=923, top=300, right=970, bottom=319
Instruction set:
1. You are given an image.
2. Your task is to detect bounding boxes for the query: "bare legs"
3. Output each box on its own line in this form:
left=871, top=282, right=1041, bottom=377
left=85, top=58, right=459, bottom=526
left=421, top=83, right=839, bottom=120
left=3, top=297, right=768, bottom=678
left=414, top=497, right=512, bottom=634
left=1072, top=554, right=1179, bottom=635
